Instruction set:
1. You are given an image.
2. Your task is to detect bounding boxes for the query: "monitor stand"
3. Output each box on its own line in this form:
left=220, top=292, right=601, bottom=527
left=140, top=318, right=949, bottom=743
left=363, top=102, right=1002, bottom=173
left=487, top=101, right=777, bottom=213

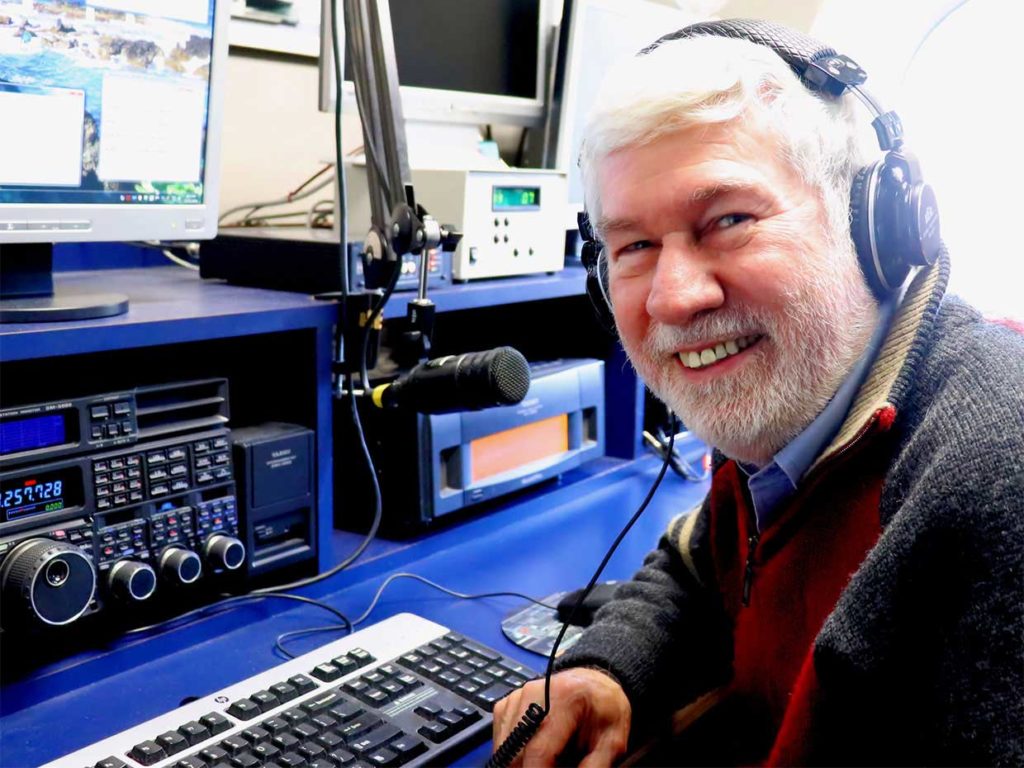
left=0, top=243, right=129, bottom=323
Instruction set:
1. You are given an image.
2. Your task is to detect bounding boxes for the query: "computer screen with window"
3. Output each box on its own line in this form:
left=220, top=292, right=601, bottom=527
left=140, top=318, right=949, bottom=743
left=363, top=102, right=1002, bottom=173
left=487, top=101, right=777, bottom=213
left=0, top=0, right=229, bottom=321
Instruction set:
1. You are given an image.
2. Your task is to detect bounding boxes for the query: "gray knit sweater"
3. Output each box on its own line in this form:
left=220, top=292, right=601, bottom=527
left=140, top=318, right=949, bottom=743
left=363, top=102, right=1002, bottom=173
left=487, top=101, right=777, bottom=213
left=557, top=255, right=1024, bottom=766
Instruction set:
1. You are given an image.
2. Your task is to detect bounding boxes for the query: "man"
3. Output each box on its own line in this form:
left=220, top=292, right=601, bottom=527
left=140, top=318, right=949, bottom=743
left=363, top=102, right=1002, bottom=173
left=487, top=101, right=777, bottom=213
left=493, top=20, right=1023, bottom=768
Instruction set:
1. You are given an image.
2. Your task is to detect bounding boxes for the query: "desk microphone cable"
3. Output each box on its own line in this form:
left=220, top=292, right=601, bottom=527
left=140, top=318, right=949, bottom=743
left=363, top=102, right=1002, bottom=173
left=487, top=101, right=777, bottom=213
left=486, top=421, right=678, bottom=768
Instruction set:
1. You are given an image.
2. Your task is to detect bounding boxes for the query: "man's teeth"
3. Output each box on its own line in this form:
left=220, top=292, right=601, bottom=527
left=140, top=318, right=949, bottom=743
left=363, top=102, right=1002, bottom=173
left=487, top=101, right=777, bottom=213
left=679, top=335, right=760, bottom=369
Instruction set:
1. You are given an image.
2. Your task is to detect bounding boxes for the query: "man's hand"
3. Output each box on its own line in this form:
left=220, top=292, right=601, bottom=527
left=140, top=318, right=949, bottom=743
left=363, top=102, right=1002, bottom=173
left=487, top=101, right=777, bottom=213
left=491, top=667, right=631, bottom=767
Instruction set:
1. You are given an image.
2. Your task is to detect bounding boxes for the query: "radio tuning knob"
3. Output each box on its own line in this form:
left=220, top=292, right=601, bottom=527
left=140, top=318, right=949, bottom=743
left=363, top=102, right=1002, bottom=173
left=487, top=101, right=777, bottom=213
left=108, top=560, right=157, bottom=602
left=160, top=547, right=202, bottom=585
left=0, top=538, right=96, bottom=628
left=204, top=535, right=246, bottom=572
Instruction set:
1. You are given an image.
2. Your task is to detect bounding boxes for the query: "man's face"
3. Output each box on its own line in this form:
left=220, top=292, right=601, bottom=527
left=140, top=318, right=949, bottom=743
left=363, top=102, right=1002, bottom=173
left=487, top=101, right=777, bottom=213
left=597, top=120, right=877, bottom=466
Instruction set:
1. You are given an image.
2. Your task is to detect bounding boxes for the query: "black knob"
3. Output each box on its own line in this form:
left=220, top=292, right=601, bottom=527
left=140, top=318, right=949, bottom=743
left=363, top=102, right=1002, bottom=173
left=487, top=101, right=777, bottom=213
left=160, top=547, right=202, bottom=585
left=204, top=535, right=245, bottom=572
left=108, top=560, right=157, bottom=602
left=0, top=538, right=96, bottom=628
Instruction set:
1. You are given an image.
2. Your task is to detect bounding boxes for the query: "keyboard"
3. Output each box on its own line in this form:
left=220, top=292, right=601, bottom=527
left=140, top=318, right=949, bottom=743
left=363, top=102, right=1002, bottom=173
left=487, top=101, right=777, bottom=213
left=44, top=613, right=538, bottom=768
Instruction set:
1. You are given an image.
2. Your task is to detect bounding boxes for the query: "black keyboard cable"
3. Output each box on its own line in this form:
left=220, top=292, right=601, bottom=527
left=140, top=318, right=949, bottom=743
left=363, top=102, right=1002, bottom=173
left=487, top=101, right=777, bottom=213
left=486, top=420, right=678, bottom=768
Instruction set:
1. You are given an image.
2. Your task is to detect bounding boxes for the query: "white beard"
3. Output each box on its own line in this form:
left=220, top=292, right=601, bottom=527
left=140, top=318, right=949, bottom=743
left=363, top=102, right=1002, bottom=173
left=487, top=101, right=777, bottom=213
left=624, top=250, right=879, bottom=466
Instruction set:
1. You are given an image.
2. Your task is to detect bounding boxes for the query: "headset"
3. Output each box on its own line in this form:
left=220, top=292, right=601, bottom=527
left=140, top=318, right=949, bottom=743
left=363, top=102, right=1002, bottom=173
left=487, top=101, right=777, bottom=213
left=579, top=18, right=943, bottom=329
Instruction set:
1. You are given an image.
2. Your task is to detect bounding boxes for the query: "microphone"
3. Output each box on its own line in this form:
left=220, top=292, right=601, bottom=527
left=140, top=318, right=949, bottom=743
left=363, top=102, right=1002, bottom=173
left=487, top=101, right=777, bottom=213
left=370, top=347, right=531, bottom=414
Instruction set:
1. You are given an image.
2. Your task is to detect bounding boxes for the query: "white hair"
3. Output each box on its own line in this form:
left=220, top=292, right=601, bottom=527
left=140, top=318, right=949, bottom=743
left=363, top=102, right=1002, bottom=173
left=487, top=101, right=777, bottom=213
left=579, top=34, right=878, bottom=256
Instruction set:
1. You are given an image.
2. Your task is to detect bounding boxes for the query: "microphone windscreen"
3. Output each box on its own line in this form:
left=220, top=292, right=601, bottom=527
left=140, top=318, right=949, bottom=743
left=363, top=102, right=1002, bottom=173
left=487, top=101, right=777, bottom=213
left=483, top=347, right=531, bottom=405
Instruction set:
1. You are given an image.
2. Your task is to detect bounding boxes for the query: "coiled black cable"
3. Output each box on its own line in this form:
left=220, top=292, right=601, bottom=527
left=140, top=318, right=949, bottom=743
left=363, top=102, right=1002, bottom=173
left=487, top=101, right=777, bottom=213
left=485, top=702, right=547, bottom=768
left=487, top=420, right=678, bottom=767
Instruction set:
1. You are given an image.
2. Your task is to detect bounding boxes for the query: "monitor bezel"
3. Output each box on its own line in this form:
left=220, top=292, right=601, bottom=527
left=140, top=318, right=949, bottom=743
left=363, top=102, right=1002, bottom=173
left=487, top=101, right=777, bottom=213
left=317, top=0, right=551, bottom=128
left=0, top=0, right=231, bottom=245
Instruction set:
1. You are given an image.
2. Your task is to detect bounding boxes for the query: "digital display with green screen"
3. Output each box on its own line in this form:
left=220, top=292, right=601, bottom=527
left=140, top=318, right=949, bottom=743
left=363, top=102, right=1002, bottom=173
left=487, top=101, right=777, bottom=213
left=492, top=186, right=541, bottom=211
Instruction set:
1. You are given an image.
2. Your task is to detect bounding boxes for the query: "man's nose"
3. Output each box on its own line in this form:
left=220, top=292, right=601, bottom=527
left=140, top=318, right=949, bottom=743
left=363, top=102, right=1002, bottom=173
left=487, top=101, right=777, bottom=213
left=645, top=238, right=725, bottom=324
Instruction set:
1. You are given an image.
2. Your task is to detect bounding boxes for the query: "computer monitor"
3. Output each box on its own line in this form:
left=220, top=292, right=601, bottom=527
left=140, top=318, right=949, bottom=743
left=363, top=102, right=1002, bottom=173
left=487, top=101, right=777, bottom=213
left=544, top=0, right=696, bottom=227
left=0, top=0, right=230, bottom=322
left=317, top=0, right=549, bottom=128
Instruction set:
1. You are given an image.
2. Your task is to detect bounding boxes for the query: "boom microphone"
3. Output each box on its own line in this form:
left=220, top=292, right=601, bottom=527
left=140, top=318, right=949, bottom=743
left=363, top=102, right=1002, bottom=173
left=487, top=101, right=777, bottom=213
left=370, top=347, right=531, bottom=414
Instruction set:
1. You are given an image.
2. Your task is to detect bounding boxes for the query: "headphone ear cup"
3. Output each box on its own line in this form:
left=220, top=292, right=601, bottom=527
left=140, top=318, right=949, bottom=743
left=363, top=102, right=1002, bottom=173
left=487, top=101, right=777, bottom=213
left=584, top=248, right=617, bottom=335
left=849, top=162, right=889, bottom=299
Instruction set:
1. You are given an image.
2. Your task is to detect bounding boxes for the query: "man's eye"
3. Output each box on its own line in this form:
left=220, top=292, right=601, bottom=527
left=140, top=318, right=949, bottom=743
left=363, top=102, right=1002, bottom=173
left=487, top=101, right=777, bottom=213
left=621, top=240, right=653, bottom=253
left=712, top=213, right=753, bottom=230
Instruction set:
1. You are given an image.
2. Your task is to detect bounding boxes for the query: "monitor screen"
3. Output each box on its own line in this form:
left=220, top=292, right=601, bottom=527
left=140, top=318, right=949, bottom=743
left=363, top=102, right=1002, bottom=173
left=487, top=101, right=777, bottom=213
left=319, top=0, right=547, bottom=127
left=0, top=0, right=228, bottom=243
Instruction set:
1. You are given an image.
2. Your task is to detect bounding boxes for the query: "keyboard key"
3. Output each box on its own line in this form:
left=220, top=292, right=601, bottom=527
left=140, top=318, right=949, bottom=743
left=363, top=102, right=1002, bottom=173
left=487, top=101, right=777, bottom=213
left=443, top=632, right=465, bottom=644
left=298, top=741, right=327, bottom=761
left=328, top=700, right=364, bottom=723
left=338, top=716, right=382, bottom=743
left=251, top=690, right=280, bottom=711
left=269, top=682, right=299, bottom=703
left=157, top=730, right=190, bottom=756
left=239, top=726, right=270, bottom=744
left=95, top=757, right=128, bottom=768
left=474, top=682, right=515, bottom=711
left=389, top=736, right=427, bottom=764
left=329, top=748, right=357, bottom=766
left=302, top=690, right=347, bottom=715
left=366, top=747, right=399, bottom=767
left=349, top=724, right=401, bottom=755
left=416, top=722, right=448, bottom=744
left=227, top=699, right=262, bottom=721
left=199, top=745, right=230, bottom=764
left=413, top=702, right=442, bottom=720
left=358, top=688, right=390, bottom=706
left=288, top=674, right=318, bottom=693
left=317, top=730, right=346, bottom=751
left=311, top=714, right=338, bottom=732
left=281, top=707, right=308, bottom=725
left=277, top=751, right=306, bottom=767
left=178, top=721, right=212, bottom=745
left=347, top=648, right=375, bottom=667
left=201, top=712, right=233, bottom=735
left=260, top=716, right=291, bottom=735
left=230, top=754, right=260, bottom=768
left=462, top=641, right=501, bottom=661
left=293, top=722, right=320, bottom=740
left=218, top=735, right=250, bottom=755
left=312, top=662, right=343, bottom=682
left=249, top=742, right=281, bottom=762
left=129, top=740, right=166, bottom=765
left=332, top=656, right=360, bottom=675
left=272, top=732, right=301, bottom=752
left=173, top=757, right=206, bottom=768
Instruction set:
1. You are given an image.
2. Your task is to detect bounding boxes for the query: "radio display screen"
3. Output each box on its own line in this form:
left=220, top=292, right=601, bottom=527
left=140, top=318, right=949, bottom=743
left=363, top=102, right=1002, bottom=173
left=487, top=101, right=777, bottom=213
left=492, top=186, right=541, bottom=211
left=1, top=467, right=82, bottom=523
left=0, top=413, right=69, bottom=456
left=470, top=414, right=568, bottom=484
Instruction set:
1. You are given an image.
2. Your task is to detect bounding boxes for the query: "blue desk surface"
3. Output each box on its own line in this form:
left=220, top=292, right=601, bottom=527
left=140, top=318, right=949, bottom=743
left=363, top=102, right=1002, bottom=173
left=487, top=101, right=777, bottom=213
left=0, top=457, right=709, bottom=767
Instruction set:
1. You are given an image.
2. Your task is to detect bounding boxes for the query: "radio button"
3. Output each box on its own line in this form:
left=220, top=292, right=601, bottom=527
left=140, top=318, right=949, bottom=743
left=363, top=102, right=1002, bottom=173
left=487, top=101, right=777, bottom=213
left=96, top=473, right=110, bottom=485
left=195, top=456, right=212, bottom=469
left=130, top=491, right=144, bottom=503
left=126, top=455, right=141, bottom=467
left=91, top=405, right=109, bottom=420
left=215, top=468, right=232, bottom=481
left=94, top=460, right=109, bottom=472
left=196, top=471, right=215, bottom=485
left=113, top=494, right=128, bottom=506
left=111, top=470, right=126, bottom=481
left=110, top=458, right=126, bottom=470
left=168, top=447, right=187, bottom=461
left=104, top=423, right=119, bottom=438
left=194, top=440, right=211, bottom=454
left=148, top=451, right=167, bottom=465
left=170, top=463, right=188, bottom=476
left=213, top=437, right=229, bottom=450
left=128, top=468, right=141, bottom=479
left=97, top=499, right=112, bottom=510
left=129, top=479, right=142, bottom=491
left=214, top=452, right=230, bottom=465
left=151, top=484, right=169, bottom=496
left=149, top=468, right=168, bottom=482
left=91, top=426, right=103, bottom=440
left=170, top=479, right=189, bottom=493
left=120, top=421, right=133, bottom=434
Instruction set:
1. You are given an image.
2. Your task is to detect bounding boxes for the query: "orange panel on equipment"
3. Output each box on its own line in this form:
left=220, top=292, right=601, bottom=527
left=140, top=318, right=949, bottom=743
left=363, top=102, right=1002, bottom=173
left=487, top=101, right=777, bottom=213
left=470, top=414, right=569, bottom=484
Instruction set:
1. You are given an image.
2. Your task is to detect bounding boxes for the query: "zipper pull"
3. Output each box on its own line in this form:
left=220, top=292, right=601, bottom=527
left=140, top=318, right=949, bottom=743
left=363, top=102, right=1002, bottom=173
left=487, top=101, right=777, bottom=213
left=742, top=532, right=759, bottom=606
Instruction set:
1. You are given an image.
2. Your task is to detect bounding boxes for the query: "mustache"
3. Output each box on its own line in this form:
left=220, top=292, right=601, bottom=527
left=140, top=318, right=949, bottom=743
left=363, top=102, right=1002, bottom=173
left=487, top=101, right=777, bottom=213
left=644, top=308, right=772, bottom=355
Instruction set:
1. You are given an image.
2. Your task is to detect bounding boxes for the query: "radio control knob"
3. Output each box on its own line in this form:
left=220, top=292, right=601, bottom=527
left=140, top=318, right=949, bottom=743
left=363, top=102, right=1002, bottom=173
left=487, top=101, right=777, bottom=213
left=108, top=559, right=157, bottom=602
left=204, top=535, right=245, bottom=572
left=160, top=547, right=202, bottom=585
left=0, top=538, right=96, bottom=628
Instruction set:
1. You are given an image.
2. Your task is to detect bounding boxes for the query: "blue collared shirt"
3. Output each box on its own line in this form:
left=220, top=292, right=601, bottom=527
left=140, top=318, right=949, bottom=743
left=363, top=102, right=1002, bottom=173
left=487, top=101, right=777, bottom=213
left=741, top=297, right=897, bottom=532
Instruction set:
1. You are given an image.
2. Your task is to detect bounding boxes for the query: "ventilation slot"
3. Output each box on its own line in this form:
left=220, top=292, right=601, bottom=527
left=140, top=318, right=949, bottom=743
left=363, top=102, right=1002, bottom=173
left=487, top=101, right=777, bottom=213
left=134, top=379, right=229, bottom=441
